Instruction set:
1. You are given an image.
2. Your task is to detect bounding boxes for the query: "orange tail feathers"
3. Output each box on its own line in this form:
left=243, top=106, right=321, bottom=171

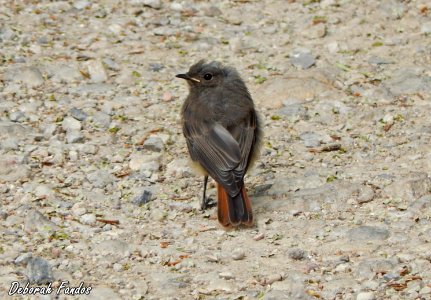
left=217, top=184, right=231, bottom=227
left=217, top=183, right=253, bottom=227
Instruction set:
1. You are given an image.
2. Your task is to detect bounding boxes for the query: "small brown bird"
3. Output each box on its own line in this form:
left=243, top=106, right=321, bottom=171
left=176, top=60, right=261, bottom=227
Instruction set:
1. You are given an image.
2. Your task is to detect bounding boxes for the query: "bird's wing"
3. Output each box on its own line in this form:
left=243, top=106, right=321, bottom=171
left=183, top=121, right=243, bottom=197
left=233, top=110, right=259, bottom=174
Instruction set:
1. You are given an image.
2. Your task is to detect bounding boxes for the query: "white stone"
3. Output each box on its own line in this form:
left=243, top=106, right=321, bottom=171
left=357, top=292, right=376, bottom=300
left=62, top=117, right=82, bottom=132
left=86, top=60, right=108, bottom=83
left=327, top=41, right=339, bottom=53
left=129, top=153, right=161, bottom=171
left=80, top=213, right=97, bottom=225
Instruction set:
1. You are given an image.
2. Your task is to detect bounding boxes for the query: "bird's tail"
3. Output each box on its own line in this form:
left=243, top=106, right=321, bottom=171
left=217, top=183, right=253, bottom=227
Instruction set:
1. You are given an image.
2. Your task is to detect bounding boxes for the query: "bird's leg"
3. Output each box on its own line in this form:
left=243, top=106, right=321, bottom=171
left=201, top=175, right=216, bottom=210
left=201, top=175, right=209, bottom=210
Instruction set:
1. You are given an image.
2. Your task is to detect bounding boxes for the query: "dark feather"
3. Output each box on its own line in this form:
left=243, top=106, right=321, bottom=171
left=179, top=60, right=261, bottom=226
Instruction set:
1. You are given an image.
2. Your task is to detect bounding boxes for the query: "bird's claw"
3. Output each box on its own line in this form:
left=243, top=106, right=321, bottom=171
left=201, top=197, right=216, bottom=211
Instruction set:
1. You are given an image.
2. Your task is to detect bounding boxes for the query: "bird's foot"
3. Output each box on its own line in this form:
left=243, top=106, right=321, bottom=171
left=200, top=197, right=216, bottom=211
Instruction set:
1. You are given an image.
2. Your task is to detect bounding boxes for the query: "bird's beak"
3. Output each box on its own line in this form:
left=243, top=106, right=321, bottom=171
left=176, top=73, right=200, bottom=83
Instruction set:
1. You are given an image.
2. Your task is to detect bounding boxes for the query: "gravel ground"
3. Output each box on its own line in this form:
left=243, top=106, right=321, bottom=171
left=1, top=0, right=431, bottom=299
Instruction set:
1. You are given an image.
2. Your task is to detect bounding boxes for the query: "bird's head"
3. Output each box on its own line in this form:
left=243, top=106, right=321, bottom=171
left=176, top=60, right=229, bottom=88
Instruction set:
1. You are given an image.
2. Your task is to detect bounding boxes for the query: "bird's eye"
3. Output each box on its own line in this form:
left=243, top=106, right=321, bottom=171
left=203, top=73, right=213, bottom=80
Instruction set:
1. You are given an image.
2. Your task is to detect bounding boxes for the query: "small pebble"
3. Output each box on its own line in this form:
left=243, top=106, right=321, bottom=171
left=143, top=136, right=164, bottom=152
left=15, top=253, right=33, bottom=265
left=419, top=286, right=431, bottom=295
left=253, top=233, right=265, bottom=241
left=51, top=248, right=61, bottom=258
left=420, top=21, right=431, bottom=34
left=150, top=208, right=165, bottom=221
left=170, top=2, right=183, bottom=11
left=290, top=50, right=316, bottom=69
left=62, top=117, right=82, bottom=132
left=9, top=111, right=26, bottom=122
left=71, top=203, right=87, bottom=217
left=74, top=0, right=91, bottom=10
left=66, top=131, right=84, bottom=143
left=219, top=272, right=235, bottom=280
left=149, top=63, right=164, bottom=71
left=70, top=107, right=88, bottom=121
left=132, top=189, right=155, bottom=206
left=356, top=292, right=376, bottom=300
left=113, top=263, right=123, bottom=272
left=0, top=210, right=8, bottom=219
left=26, top=257, right=54, bottom=284
left=162, top=92, right=173, bottom=102
left=87, top=60, right=108, bottom=83
left=231, top=248, right=245, bottom=261
left=143, top=0, right=162, bottom=9
left=206, top=255, right=219, bottom=263
left=347, top=226, right=390, bottom=241
left=80, top=213, right=97, bottom=225
left=288, top=248, right=307, bottom=260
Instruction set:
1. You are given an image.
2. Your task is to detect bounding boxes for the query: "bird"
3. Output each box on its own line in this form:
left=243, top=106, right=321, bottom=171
left=176, top=60, right=261, bottom=227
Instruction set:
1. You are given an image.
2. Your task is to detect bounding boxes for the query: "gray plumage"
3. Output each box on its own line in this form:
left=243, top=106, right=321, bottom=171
left=176, top=60, right=261, bottom=226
